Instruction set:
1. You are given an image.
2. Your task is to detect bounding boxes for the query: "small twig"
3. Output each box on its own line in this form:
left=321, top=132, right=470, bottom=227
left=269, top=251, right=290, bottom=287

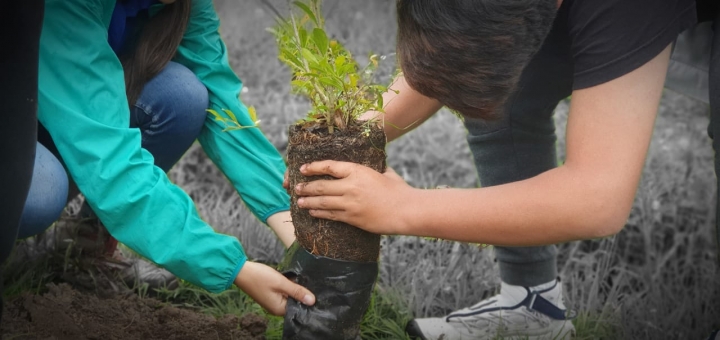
left=123, top=314, right=136, bottom=330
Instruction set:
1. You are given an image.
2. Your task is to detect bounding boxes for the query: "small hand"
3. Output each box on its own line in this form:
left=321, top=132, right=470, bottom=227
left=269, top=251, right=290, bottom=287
left=294, top=160, right=414, bottom=235
left=234, top=261, right=315, bottom=316
left=283, top=168, right=290, bottom=193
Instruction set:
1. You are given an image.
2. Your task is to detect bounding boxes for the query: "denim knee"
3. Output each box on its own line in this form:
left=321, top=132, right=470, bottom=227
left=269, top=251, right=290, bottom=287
left=133, top=61, right=208, bottom=139
left=131, top=61, right=209, bottom=171
left=18, top=143, right=68, bottom=238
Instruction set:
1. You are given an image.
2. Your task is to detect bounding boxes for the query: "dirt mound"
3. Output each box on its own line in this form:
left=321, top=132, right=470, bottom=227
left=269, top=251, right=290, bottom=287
left=1, top=283, right=267, bottom=340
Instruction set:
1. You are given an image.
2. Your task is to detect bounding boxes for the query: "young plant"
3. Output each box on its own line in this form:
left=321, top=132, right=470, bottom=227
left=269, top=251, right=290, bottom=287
left=268, top=0, right=389, bottom=134
left=271, top=1, right=392, bottom=338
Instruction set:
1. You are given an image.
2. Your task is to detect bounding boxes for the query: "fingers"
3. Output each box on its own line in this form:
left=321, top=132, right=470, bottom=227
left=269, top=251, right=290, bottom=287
left=257, top=280, right=315, bottom=316
left=235, top=262, right=316, bottom=316
left=307, top=208, right=344, bottom=221
left=300, top=160, right=355, bottom=179
left=266, top=274, right=315, bottom=316
left=295, top=180, right=349, bottom=197
left=297, top=195, right=345, bottom=211
left=281, top=279, right=316, bottom=306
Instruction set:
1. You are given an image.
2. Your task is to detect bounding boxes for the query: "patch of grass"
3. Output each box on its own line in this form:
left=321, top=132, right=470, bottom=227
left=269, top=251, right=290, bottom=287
left=151, top=280, right=285, bottom=338
left=148, top=279, right=413, bottom=340
left=360, top=285, right=414, bottom=340
left=572, top=311, right=622, bottom=340
left=153, top=281, right=261, bottom=316
left=1, top=256, right=54, bottom=299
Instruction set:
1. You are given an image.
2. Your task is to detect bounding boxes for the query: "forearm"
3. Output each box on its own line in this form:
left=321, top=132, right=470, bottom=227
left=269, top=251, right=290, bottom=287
left=404, top=165, right=631, bottom=246
left=296, top=46, right=667, bottom=247
left=362, top=75, right=443, bottom=141
left=266, top=211, right=295, bottom=248
left=178, top=0, right=291, bottom=224
left=401, top=47, right=670, bottom=246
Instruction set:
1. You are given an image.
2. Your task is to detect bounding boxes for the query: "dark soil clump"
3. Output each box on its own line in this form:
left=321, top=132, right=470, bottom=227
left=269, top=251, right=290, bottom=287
left=1, top=283, right=267, bottom=340
left=287, top=121, right=386, bottom=263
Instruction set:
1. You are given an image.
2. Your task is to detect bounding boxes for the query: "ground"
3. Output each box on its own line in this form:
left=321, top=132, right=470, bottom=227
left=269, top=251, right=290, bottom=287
left=2, top=284, right=267, bottom=340
left=3, top=1, right=720, bottom=339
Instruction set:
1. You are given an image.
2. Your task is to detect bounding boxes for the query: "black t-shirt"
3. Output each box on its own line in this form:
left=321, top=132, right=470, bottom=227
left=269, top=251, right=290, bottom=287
left=558, top=0, right=698, bottom=90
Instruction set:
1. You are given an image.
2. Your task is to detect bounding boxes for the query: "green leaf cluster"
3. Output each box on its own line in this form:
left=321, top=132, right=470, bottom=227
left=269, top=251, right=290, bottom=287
left=207, top=106, right=261, bottom=132
left=269, top=0, right=388, bottom=133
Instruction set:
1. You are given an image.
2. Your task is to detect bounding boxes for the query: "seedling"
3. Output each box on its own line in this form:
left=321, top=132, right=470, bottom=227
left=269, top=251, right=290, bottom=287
left=269, top=0, right=389, bottom=134
left=270, top=1, right=391, bottom=339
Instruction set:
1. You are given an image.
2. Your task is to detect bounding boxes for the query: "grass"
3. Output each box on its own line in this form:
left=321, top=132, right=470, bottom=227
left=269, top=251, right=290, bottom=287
left=154, top=280, right=414, bottom=339
left=4, top=0, right=720, bottom=339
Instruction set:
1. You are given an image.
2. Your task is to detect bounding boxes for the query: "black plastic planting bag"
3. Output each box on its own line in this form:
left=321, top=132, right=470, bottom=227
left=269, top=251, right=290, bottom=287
left=279, top=242, right=379, bottom=340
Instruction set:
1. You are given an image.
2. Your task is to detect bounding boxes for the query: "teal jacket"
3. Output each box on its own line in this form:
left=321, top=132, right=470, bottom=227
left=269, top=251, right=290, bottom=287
left=38, top=0, right=290, bottom=293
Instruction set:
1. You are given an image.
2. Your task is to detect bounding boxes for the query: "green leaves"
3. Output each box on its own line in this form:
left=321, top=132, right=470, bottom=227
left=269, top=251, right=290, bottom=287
left=292, top=1, right=319, bottom=26
left=280, top=50, right=303, bottom=69
left=300, top=48, right=318, bottom=64
left=207, top=108, right=260, bottom=132
left=312, top=28, right=329, bottom=56
left=334, top=55, right=346, bottom=69
left=318, top=76, right=343, bottom=90
left=270, top=0, right=388, bottom=132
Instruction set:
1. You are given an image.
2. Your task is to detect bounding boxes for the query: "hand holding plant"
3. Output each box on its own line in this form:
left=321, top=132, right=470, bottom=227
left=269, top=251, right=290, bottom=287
left=294, top=160, right=414, bottom=235
left=269, top=1, right=391, bottom=338
left=234, top=261, right=315, bottom=316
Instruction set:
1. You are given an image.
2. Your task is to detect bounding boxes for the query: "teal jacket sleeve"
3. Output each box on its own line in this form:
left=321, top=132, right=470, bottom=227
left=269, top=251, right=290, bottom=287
left=37, top=0, right=246, bottom=294
left=172, top=0, right=291, bottom=223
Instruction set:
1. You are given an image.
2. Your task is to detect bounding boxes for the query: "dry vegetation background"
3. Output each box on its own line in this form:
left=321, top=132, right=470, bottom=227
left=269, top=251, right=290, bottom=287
left=5, top=1, right=720, bottom=339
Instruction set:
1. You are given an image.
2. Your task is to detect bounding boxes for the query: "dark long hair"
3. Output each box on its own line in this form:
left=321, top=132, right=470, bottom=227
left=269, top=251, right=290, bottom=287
left=121, top=0, right=192, bottom=106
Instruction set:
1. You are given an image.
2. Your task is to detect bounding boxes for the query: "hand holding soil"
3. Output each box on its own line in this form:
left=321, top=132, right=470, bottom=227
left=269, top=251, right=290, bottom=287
left=295, top=160, right=413, bottom=235
left=234, top=261, right=316, bottom=316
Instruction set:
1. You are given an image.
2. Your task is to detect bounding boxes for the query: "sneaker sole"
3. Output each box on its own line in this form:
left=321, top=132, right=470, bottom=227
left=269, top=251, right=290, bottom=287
left=405, top=319, right=575, bottom=340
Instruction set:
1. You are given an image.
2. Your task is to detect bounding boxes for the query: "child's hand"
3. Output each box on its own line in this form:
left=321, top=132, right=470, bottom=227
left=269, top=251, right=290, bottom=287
left=294, top=160, right=414, bottom=235
left=234, top=261, right=316, bottom=316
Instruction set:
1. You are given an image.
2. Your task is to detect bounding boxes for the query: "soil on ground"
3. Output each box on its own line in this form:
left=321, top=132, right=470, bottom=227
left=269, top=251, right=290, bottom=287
left=1, top=283, right=267, bottom=340
left=287, top=121, right=387, bottom=263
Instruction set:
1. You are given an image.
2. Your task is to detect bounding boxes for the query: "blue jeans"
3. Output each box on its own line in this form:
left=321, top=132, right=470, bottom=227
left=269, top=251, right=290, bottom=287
left=18, top=143, right=69, bottom=238
left=19, top=61, right=209, bottom=238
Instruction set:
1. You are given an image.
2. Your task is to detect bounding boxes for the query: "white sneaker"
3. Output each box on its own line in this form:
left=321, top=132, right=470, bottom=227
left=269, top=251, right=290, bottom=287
left=406, top=279, right=575, bottom=340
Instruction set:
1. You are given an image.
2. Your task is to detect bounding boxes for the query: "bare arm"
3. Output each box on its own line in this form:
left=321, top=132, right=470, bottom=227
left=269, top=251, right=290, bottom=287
left=266, top=211, right=295, bottom=248
left=362, top=75, right=444, bottom=142
left=296, top=45, right=671, bottom=246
